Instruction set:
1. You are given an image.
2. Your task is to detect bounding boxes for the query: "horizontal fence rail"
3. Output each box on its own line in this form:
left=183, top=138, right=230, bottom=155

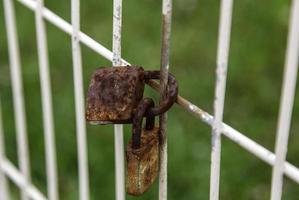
left=0, top=0, right=299, bottom=199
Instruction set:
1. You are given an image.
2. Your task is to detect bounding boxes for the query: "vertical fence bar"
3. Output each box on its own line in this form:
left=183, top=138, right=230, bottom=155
left=112, top=0, right=125, bottom=199
left=209, top=1, right=233, bottom=200
left=270, top=1, right=299, bottom=200
left=35, top=0, right=58, bottom=199
left=0, top=98, right=10, bottom=200
left=71, top=0, right=90, bottom=199
left=159, top=0, right=172, bottom=199
left=2, top=0, right=31, bottom=199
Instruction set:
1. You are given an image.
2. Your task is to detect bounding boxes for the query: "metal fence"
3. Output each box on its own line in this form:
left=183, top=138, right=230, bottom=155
left=1, top=0, right=299, bottom=200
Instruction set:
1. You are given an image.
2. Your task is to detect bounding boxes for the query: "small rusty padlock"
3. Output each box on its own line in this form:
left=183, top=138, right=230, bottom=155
left=126, top=98, right=159, bottom=196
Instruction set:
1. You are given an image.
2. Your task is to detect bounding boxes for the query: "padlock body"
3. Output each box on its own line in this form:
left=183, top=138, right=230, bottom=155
left=126, top=127, right=159, bottom=196
left=86, top=66, right=145, bottom=124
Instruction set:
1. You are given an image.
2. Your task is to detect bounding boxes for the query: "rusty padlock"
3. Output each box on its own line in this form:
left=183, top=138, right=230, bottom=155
left=85, top=65, right=178, bottom=195
left=126, top=98, right=159, bottom=196
left=86, top=66, right=145, bottom=124
left=86, top=66, right=178, bottom=124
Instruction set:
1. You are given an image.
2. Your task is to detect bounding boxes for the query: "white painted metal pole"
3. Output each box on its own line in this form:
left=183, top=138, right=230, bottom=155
left=210, top=1, right=233, bottom=200
left=71, top=0, right=90, bottom=199
left=112, top=0, right=125, bottom=199
left=35, top=0, right=58, bottom=199
left=159, top=0, right=172, bottom=199
left=271, top=1, right=299, bottom=200
left=0, top=99, right=10, bottom=200
left=3, top=0, right=31, bottom=199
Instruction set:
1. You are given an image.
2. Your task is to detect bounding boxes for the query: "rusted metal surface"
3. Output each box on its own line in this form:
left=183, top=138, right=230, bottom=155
left=144, top=71, right=178, bottom=116
left=85, top=65, right=178, bottom=196
left=126, top=97, right=159, bottom=195
left=86, top=66, right=145, bottom=124
left=126, top=127, right=159, bottom=196
left=86, top=66, right=178, bottom=124
left=159, top=1, right=173, bottom=198
left=131, top=98, right=155, bottom=149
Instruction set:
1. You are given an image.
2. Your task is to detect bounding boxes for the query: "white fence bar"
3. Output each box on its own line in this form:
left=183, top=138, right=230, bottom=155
left=71, top=0, right=90, bottom=199
left=270, top=1, right=299, bottom=200
left=159, top=0, right=172, bottom=199
left=0, top=159, right=47, bottom=200
left=3, top=0, right=31, bottom=199
left=112, top=0, right=125, bottom=199
left=35, top=0, right=58, bottom=199
left=210, top=0, right=233, bottom=200
left=0, top=99, right=10, bottom=200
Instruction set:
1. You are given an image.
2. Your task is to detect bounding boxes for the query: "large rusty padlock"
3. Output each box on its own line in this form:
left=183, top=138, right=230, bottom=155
left=86, top=66, right=178, bottom=124
left=86, top=66, right=145, bottom=124
left=126, top=98, right=159, bottom=196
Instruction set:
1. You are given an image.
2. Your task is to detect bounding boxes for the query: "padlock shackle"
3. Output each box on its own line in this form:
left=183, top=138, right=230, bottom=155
left=144, top=71, right=178, bottom=116
left=132, top=98, right=155, bottom=149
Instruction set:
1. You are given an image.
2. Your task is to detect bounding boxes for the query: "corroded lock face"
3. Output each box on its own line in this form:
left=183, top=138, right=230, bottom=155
left=86, top=66, right=179, bottom=125
left=126, top=127, right=159, bottom=196
left=126, top=98, right=159, bottom=196
left=86, top=66, right=145, bottom=124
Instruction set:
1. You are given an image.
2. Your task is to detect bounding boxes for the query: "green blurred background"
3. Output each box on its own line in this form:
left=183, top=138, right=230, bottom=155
left=1, top=0, right=299, bottom=199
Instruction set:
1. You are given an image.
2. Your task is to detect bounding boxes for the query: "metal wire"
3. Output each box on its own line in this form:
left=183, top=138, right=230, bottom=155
left=0, top=99, right=10, bottom=200
left=71, top=0, right=90, bottom=199
left=271, top=0, right=299, bottom=199
left=210, top=1, right=233, bottom=199
left=3, top=0, right=31, bottom=199
left=112, top=0, right=125, bottom=199
left=159, top=0, right=173, bottom=199
left=35, top=0, right=58, bottom=199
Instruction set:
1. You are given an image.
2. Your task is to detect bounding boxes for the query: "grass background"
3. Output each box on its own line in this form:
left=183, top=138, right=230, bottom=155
left=0, top=0, right=299, bottom=199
